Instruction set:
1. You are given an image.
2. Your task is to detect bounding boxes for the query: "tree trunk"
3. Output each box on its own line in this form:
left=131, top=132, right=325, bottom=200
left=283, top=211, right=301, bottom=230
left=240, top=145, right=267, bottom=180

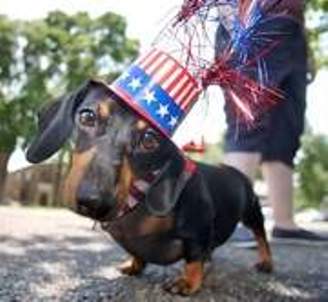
left=53, top=160, right=64, bottom=207
left=53, top=149, right=69, bottom=207
left=0, top=152, right=11, bottom=204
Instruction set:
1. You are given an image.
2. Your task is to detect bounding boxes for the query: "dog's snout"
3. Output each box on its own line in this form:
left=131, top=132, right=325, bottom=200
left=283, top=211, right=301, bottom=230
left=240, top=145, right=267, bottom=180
left=76, top=180, right=116, bottom=220
left=77, top=182, right=100, bottom=208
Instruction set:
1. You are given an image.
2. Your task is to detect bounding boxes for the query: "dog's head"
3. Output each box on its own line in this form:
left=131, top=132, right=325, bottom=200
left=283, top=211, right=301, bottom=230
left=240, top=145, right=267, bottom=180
left=26, top=79, right=190, bottom=220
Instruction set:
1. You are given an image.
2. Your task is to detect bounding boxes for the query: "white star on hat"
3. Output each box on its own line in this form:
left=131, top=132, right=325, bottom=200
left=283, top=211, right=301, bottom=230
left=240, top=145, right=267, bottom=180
left=120, top=71, right=130, bottom=81
left=156, top=104, right=169, bottom=118
left=143, top=89, right=157, bottom=105
left=168, top=115, right=178, bottom=128
left=128, top=77, right=142, bottom=90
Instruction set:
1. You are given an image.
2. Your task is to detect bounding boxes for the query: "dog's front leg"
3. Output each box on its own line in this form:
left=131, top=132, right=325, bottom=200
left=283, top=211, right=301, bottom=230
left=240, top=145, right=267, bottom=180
left=164, top=261, right=204, bottom=295
left=118, top=256, right=146, bottom=276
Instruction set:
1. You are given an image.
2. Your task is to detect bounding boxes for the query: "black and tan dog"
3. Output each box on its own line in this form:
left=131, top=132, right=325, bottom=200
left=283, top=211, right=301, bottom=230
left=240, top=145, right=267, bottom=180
left=26, top=79, right=273, bottom=295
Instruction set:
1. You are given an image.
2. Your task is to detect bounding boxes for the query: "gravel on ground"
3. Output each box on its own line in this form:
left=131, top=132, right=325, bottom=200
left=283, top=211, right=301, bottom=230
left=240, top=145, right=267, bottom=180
left=1, top=206, right=328, bottom=302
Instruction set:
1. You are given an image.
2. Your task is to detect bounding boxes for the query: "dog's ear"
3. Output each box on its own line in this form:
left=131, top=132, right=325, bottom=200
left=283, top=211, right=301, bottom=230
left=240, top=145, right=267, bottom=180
left=26, top=81, right=90, bottom=163
left=145, top=158, right=192, bottom=216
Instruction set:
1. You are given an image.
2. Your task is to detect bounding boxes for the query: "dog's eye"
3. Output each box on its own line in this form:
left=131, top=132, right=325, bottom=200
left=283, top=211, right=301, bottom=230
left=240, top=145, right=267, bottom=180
left=141, top=130, right=160, bottom=150
left=79, top=109, right=97, bottom=127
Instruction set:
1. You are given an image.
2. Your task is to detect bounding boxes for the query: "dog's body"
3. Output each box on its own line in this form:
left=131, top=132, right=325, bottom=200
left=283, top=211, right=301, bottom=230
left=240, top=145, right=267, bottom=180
left=26, top=80, right=273, bottom=295
left=102, top=162, right=262, bottom=266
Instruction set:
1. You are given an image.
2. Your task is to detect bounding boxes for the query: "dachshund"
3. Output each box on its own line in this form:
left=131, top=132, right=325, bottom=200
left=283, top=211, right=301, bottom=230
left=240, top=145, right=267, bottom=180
left=26, top=79, right=273, bottom=295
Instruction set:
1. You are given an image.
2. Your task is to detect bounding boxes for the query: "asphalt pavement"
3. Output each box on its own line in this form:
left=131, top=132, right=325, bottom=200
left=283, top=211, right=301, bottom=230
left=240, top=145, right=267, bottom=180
left=1, top=207, right=327, bottom=302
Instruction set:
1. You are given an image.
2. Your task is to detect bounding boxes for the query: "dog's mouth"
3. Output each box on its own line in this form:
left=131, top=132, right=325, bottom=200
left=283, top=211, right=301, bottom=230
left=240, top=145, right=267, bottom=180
left=75, top=197, right=116, bottom=221
left=76, top=204, right=92, bottom=216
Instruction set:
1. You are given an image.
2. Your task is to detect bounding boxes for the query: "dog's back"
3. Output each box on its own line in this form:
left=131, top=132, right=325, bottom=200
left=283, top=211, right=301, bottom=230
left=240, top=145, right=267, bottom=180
left=200, top=163, right=255, bottom=245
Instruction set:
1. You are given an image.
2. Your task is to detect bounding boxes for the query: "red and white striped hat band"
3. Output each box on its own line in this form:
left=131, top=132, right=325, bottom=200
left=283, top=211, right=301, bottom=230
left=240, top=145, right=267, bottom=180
left=109, top=48, right=201, bottom=137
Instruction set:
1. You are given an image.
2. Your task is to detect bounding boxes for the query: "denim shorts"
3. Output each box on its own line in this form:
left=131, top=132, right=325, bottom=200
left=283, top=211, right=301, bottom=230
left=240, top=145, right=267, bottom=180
left=216, top=17, right=307, bottom=167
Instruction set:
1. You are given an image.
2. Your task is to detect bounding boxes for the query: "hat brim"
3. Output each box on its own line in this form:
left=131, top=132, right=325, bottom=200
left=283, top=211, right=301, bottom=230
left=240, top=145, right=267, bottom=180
left=107, top=84, right=173, bottom=140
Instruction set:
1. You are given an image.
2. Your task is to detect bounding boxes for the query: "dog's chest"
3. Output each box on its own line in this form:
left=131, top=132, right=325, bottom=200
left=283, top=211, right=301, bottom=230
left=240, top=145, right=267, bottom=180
left=101, top=204, right=184, bottom=264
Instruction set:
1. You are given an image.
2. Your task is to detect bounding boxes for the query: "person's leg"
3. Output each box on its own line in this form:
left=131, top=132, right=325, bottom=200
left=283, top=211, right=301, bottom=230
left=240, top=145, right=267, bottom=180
left=262, top=160, right=328, bottom=241
left=261, top=161, right=297, bottom=230
left=225, top=154, right=298, bottom=230
left=223, top=152, right=261, bottom=247
left=223, top=152, right=261, bottom=181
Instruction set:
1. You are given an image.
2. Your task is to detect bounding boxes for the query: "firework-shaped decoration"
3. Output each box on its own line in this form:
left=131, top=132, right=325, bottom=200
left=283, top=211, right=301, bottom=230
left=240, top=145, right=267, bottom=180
left=106, top=0, right=296, bottom=142
left=157, top=0, right=299, bottom=123
left=175, top=0, right=236, bottom=25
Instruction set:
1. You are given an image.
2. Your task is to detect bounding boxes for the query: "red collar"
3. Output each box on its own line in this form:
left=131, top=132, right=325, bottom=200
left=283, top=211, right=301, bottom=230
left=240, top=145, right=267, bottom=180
left=184, top=157, right=197, bottom=175
left=116, top=157, right=197, bottom=218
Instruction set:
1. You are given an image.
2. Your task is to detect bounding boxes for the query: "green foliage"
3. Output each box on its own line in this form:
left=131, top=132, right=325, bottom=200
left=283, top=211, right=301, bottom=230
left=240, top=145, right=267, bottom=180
left=0, top=11, right=139, bottom=153
left=306, top=0, right=328, bottom=11
left=0, top=16, right=19, bottom=152
left=296, top=134, right=328, bottom=209
left=306, top=1, right=328, bottom=68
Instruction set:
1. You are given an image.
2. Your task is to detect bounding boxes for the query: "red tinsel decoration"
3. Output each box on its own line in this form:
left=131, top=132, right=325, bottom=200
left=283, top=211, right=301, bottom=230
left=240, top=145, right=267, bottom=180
left=153, top=0, right=295, bottom=124
left=201, top=57, right=283, bottom=122
left=175, top=0, right=208, bottom=24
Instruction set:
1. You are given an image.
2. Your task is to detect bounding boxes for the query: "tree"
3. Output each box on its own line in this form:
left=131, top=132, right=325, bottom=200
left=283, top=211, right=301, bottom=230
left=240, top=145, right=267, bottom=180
left=296, top=134, right=328, bottom=209
left=306, top=1, right=328, bottom=68
left=0, top=15, right=19, bottom=202
left=295, top=3, right=328, bottom=208
left=0, top=11, right=139, bottom=202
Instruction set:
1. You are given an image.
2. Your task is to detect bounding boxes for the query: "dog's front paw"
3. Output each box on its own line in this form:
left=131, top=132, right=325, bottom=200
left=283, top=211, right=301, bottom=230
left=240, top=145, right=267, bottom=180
left=118, top=257, right=145, bottom=276
left=163, top=277, right=201, bottom=296
left=164, top=261, right=204, bottom=295
left=254, top=260, right=273, bottom=274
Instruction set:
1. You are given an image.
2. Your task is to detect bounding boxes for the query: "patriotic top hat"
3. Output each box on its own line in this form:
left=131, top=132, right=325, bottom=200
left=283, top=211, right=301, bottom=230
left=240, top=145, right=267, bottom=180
left=109, top=48, right=201, bottom=138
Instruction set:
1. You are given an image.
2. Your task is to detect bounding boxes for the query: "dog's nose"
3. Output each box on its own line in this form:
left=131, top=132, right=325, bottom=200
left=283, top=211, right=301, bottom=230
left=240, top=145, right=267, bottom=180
left=77, top=182, right=100, bottom=208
